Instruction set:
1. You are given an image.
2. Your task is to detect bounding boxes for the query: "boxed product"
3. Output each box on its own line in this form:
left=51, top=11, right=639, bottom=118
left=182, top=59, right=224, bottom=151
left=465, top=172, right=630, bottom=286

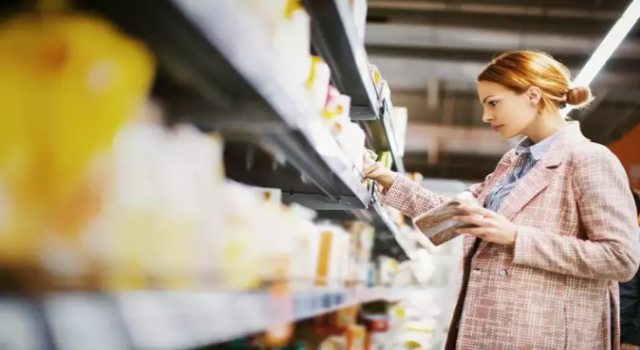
left=368, top=64, right=383, bottom=97
left=335, top=122, right=366, bottom=174
left=413, top=192, right=479, bottom=246
left=272, top=1, right=311, bottom=85
left=249, top=186, right=283, bottom=204
left=391, top=107, right=408, bottom=157
left=306, top=56, right=332, bottom=112
left=345, top=325, right=367, bottom=350
left=319, top=336, right=347, bottom=350
left=313, top=224, right=350, bottom=287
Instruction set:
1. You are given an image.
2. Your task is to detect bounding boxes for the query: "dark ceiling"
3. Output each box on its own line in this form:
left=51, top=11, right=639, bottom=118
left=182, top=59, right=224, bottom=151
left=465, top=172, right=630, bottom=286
left=366, top=0, right=640, bottom=181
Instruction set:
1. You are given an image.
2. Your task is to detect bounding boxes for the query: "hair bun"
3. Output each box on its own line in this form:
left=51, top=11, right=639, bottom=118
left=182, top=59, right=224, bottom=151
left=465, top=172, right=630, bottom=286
left=566, top=86, right=593, bottom=108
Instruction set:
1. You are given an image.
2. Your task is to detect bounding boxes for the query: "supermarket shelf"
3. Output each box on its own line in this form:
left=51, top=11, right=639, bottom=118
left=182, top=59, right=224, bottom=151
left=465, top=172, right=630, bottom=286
left=303, top=0, right=379, bottom=120
left=302, top=0, right=406, bottom=173
left=79, top=0, right=371, bottom=209
left=0, top=288, right=407, bottom=350
left=372, top=202, right=416, bottom=261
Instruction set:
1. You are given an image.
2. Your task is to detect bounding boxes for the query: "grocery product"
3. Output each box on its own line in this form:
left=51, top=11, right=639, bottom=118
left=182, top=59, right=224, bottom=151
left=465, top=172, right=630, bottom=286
left=323, top=86, right=352, bottom=137
left=272, top=0, right=311, bottom=85
left=377, top=151, right=393, bottom=170
left=335, top=123, right=366, bottom=173
left=413, top=192, right=480, bottom=246
left=0, top=12, right=154, bottom=286
left=345, top=325, right=366, bottom=350
left=335, top=306, right=360, bottom=328
left=368, top=64, right=383, bottom=97
left=319, top=336, right=348, bottom=350
left=313, top=224, right=351, bottom=287
left=306, top=56, right=332, bottom=112
left=390, top=107, right=408, bottom=157
left=342, top=222, right=374, bottom=286
left=250, top=186, right=283, bottom=204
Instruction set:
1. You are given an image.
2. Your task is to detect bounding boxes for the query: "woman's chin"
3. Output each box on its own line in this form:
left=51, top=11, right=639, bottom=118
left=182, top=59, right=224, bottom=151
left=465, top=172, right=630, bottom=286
left=498, top=131, right=515, bottom=140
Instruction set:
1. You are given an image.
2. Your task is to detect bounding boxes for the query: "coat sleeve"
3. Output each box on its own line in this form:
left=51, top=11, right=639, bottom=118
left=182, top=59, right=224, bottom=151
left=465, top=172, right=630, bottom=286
left=381, top=152, right=512, bottom=218
left=381, top=174, right=447, bottom=218
left=513, top=146, right=640, bottom=282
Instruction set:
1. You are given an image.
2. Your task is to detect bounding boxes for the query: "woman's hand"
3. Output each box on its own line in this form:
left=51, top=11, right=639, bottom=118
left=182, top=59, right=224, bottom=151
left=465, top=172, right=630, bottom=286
left=621, top=344, right=640, bottom=350
left=363, top=162, right=397, bottom=190
left=453, top=205, right=518, bottom=246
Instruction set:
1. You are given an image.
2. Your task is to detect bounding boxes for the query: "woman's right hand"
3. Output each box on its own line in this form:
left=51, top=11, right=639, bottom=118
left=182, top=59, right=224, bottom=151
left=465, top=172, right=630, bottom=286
left=363, top=162, right=397, bottom=190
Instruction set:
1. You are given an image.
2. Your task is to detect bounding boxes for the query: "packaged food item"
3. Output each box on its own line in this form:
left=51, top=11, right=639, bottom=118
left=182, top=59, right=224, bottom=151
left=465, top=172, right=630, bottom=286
left=334, top=306, right=360, bottom=328
left=379, top=80, right=393, bottom=108
left=272, top=0, right=311, bottom=85
left=362, top=149, right=378, bottom=188
left=363, top=315, right=389, bottom=350
left=306, top=56, right=332, bottom=112
left=335, top=123, right=366, bottom=173
left=323, top=87, right=352, bottom=137
left=285, top=204, right=318, bottom=289
left=363, top=149, right=378, bottom=169
left=377, top=151, right=393, bottom=170
left=390, top=107, right=408, bottom=157
left=377, top=256, right=399, bottom=285
left=319, top=336, right=347, bottom=350
left=413, top=192, right=479, bottom=246
left=345, top=325, right=366, bottom=350
left=368, top=64, right=383, bottom=97
left=0, top=12, right=154, bottom=287
left=313, top=224, right=351, bottom=287
left=250, top=186, right=283, bottom=203
left=264, top=277, right=294, bottom=347
left=342, top=221, right=374, bottom=286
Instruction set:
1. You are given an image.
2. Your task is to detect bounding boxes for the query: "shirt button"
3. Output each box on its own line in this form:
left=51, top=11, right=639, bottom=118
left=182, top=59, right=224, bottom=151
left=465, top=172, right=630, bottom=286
left=473, top=268, right=482, bottom=275
left=499, top=270, right=508, bottom=276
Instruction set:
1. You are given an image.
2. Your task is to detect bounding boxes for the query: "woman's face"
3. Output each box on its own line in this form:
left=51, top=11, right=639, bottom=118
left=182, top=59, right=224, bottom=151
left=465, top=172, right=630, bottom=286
left=477, top=81, right=539, bottom=140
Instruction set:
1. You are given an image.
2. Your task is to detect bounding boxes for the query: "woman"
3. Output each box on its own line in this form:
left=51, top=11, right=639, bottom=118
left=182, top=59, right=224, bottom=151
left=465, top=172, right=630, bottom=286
left=364, top=51, right=640, bottom=350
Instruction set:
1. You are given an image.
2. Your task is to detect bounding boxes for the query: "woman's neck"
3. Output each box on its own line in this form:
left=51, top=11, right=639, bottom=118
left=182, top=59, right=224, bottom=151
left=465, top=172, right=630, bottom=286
left=523, top=112, right=569, bottom=143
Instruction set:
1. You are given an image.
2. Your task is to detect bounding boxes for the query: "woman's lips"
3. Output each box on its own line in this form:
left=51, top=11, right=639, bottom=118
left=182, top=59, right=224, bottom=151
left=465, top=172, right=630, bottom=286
left=492, top=125, right=504, bottom=132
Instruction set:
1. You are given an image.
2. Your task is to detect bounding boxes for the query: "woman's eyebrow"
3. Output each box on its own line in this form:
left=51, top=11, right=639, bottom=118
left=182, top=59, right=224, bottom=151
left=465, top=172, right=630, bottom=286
left=482, top=95, right=496, bottom=103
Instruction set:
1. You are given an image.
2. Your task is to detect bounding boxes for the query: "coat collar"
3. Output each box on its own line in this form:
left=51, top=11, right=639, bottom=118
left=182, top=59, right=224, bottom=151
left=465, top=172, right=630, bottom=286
left=496, top=122, right=588, bottom=220
left=505, top=121, right=589, bottom=169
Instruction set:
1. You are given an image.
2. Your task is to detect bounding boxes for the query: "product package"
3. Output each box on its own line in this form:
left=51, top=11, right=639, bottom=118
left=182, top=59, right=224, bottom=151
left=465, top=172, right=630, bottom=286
left=413, top=193, right=478, bottom=246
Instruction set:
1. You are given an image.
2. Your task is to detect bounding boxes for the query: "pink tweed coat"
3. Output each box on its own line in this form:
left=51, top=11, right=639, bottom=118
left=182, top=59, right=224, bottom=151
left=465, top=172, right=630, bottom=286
left=383, top=123, right=640, bottom=350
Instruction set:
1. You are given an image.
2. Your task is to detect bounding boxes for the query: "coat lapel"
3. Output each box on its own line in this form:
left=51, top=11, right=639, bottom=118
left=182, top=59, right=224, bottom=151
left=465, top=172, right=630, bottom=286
left=476, top=122, right=588, bottom=252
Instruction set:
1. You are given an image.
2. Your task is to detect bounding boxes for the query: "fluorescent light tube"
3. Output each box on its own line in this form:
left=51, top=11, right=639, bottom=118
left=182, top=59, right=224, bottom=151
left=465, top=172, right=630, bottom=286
left=562, top=0, right=640, bottom=115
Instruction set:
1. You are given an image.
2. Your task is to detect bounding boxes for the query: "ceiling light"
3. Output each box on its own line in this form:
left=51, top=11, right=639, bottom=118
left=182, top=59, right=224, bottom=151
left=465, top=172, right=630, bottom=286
left=562, top=0, right=640, bottom=115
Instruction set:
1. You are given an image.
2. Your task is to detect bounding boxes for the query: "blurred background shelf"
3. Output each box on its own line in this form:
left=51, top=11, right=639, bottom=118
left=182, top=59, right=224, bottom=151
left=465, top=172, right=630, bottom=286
left=77, top=0, right=411, bottom=259
left=0, top=288, right=410, bottom=350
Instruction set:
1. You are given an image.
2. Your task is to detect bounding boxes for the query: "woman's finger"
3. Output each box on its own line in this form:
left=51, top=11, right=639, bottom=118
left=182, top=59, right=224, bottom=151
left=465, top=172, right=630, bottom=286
left=453, top=215, right=494, bottom=227
left=456, top=227, right=492, bottom=238
left=457, top=204, right=498, bottom=218
left=363, top=163, right=380, bottom=176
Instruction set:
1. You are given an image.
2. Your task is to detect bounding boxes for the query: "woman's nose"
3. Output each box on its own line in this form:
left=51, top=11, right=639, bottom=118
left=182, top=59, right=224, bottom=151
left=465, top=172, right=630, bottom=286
left=482, top=112, right=493, bottom=123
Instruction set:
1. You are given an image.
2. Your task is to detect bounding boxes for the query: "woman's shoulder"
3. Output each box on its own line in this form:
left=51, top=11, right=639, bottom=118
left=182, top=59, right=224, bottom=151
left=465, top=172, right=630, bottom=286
left=564, top=140, right=622, bottom=168
left=562, top=141, right=629, bottom=190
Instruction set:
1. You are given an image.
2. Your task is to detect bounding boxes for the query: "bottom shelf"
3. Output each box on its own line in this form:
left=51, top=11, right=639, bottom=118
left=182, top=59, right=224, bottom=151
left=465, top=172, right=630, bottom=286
left=0, top=288, right=409, bottom=350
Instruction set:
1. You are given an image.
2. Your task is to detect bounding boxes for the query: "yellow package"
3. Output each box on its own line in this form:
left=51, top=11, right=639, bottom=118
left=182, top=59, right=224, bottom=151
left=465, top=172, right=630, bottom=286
left=0, top=14, right=154, bottom=281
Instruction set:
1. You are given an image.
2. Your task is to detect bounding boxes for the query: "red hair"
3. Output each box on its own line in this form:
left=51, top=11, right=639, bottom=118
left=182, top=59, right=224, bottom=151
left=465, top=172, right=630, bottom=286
left=478, top=51, right=593, bottom=111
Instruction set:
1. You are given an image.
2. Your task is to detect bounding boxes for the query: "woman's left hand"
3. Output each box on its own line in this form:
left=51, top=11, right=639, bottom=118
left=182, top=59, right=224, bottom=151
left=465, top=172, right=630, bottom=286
left=453, top=205, right=518, bottom=246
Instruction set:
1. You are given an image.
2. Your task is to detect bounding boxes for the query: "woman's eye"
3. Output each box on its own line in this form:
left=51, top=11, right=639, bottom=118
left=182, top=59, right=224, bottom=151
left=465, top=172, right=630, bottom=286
left=489, top=101, right=498, bottom=107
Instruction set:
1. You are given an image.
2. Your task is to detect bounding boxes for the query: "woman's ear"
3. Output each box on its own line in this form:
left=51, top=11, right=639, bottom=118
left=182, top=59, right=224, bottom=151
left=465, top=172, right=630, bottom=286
left=526, top=86, right=542, bottom=106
